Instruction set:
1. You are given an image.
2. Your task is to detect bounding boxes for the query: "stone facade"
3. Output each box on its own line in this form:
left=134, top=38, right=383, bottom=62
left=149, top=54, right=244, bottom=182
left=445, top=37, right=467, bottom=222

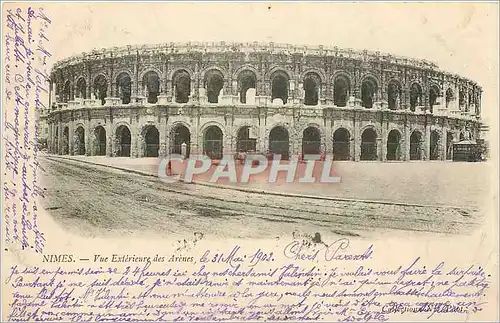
left=45, top=41, right=484, bottom=161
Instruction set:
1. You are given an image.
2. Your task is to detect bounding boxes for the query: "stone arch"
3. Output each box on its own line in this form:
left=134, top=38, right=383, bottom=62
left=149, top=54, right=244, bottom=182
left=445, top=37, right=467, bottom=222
left=331, top=70, right=354, bottom=86
left=386, top=129, right=402, bottom=161
left=138, top=67, right=163, bottom=82
left=360, top=125, right=381, bottom=139
left=387, top=79, right=403, bottom=110
left=410, top=130, right=424, bottom=160
left=236, top=69, right=258, bottom=104
left=300, top=68, right=327, bottom=84
left=269, top=69, right=290, bottom=104
left=168, top=67, right=194, bottom=81
left=233, top=64, right=260, bottom=79
left=333, top=127, right=351, bottom=161
left=429, top=84, right=441, bottom=114
left=332, top=72, right=352, bottom=107
left=446, top=88, right=454, bottom=108
left=265, top=66, right=292, bottom=81
left=203, top=68, right=225, bottom=104
left=116, top=71, right=133, bottom=104
left=168, top=120, right=193, bottom=135
left=93, top=125, right=107, bottom=156
left=74, top=125, right=86, bottom=155
left=140, top=124, right=160, bottom=157
left=114, top=68, right=133, bottom=80
left=467, top=89, right=474, bottom=112
left=142, top=70, right=160, bottom=104
left=62, top=80, right=71, bottom=103
left=93, top=74, right=108, bottom=106
left=303, top=72, right=321, bottom=106
left=75, top=77, right=86, bottom=99
left=200, top=65, right=229, bottom=83
left=268, top=125, right=290, bottom=160
left=360, top=127, right=378, bottom=160
left=459, top=87, right=467, bottom=109
left=409, top=82, right=423, bottom=112
left=199, top=120, right=227, bottom=138
left=203, top=125, right=224, bottom=159
left=172, top=69, right=191, bottom=104
left=236, top=125, right=257, bottom=153
left=302, top=125, right=322, bottom=155
left=62, top=126, right=70, bottom=155
left=170, top=122, right=191, bottom=158
left=115, top=123, right=132, bottom=157
left=360, top=76, right=378, bottom=109
left=430, top=129, right=441, bottom=160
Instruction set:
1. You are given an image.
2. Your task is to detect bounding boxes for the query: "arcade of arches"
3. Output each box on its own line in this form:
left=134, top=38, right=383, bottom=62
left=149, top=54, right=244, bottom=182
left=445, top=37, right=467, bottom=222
left=48, top=119, right=464, bottom=162
left=54, top=69, right=475, bottom=115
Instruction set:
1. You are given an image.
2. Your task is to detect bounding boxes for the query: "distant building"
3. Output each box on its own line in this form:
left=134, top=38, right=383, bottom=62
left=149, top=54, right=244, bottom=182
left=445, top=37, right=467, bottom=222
left=45, top=42, right=485, bottom=161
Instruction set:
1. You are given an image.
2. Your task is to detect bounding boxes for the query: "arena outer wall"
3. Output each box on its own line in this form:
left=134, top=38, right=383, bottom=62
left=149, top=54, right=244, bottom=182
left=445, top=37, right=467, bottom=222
left=43, top=42, right=484, bottom=162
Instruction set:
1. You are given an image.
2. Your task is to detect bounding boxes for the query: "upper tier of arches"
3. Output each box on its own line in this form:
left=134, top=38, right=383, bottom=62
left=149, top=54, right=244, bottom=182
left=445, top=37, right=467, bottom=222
left=50, top=46, right=482, bottom=117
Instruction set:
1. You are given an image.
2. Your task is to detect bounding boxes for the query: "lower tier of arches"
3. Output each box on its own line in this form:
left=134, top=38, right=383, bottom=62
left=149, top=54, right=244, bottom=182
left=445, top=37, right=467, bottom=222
left=46, top=111, right=481, bottom=162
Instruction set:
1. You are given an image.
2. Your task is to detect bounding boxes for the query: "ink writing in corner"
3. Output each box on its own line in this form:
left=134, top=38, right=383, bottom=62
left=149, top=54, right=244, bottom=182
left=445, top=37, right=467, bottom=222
left=3, top=5, right=52, bottom=253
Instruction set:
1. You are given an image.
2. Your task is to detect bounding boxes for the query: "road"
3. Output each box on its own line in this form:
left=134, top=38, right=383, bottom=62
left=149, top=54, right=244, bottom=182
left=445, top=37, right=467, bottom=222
left=39, top=156, right=481, bottom=240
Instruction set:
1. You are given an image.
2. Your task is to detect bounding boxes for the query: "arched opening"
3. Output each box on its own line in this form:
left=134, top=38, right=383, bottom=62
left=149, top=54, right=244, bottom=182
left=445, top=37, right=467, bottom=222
left=143, top=71, right=160, bottom=104
left=429, top=85, right=440, bottom=114
left=143, top=125, right=159, bottom=157
left=360, top=128, right=377, bottom=160
left=115, top=125, right=131, bottom=157
left=204, top=125, right=223, bottom=159
left=62, top=81, right=71, bottom=103
left=361, top=78, right=377, bottom=109
left=446, top=88, right=454, bottom=109
left=302, top=127, right=321, bottom=155
left=93, top=75, right=107, bottom=106
left=410, top=131, right=423, bottom=160
left=74, top=126, right=85, bottom=155
left=410, top=83, right=422, bottom=112
left=238, top=70, right=257, bottom=104
left=430, top=131, right=440, bottom=160
left=116, top=72, right=132, bottom=104
left=474, top=93, right=480, bottom=116
left=237, top=126, right=256, bottom=153
left=271, top=72, right=288, bottom=104
left=205, top=70, right=224, bottom=104
left=269, top=126, right=289, bottom=160
left=387, top=81, right=402, bottom=110
left=386, top=130, right=401, bottom=161
left=94, top=126, right=107, bottom=156
left=466, top=91, right=473, bottom=113
left=76, top=78, right=86, bottom=99
left=446, top=132, right=454, bottom=160
left=173, top=70, right=191, bottom=104
left=459, top=89, right=466, bottom=110
left=333, top=128, right=350, bottom=161
left=303, top=73, right=320, bottom=106
left=333, top=75, right=349, bottom=107
left=171, top=124, right=191, bottom=158
left=62, top=127, right=69, bottom=155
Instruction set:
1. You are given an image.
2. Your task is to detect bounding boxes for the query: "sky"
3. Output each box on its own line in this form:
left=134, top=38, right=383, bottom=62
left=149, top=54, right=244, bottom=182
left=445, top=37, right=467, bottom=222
left=41, top=2, right=498, bottom=126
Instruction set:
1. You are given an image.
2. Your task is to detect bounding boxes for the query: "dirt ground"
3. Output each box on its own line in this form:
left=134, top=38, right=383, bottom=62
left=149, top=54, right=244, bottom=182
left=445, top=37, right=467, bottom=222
left=38, top=156, right=483, bottom=240
left=60, top=155, right=492, bottom=208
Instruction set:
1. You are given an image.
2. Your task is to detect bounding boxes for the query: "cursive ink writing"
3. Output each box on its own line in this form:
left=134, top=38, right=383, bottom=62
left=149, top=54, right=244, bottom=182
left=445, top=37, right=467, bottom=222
left=3, top=5, right=51, bottom=253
